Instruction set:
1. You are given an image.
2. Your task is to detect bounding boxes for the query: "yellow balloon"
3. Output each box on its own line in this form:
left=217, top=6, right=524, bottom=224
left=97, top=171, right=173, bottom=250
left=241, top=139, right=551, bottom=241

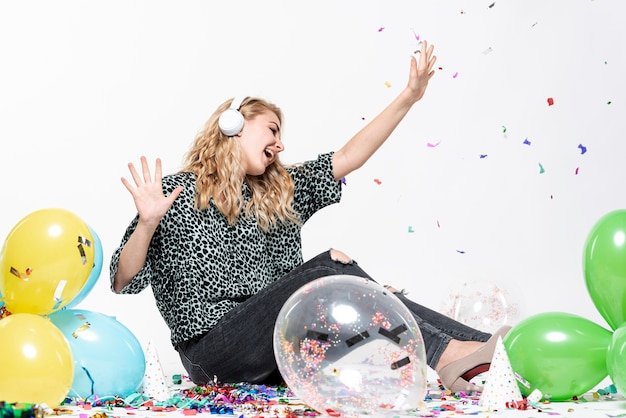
left=0, top=313, right=74, bottom=406
left=0, top=208, right=95, bottom=315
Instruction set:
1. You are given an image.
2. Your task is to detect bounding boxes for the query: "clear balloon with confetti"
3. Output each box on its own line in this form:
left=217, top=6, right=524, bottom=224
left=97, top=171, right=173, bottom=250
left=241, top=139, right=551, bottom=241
left=273, top=275, right=427, bottom=417
left=439, top=277, right=523, bottom=333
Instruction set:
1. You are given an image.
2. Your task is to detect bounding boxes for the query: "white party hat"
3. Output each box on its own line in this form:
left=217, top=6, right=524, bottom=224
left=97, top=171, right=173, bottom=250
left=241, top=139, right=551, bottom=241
left=139, top=340, right=171, bottom=401
left=479, top=336, right=523, bottom=411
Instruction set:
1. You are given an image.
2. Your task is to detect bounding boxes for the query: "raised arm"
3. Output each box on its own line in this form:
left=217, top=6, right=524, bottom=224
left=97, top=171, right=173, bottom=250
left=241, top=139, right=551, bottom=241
left=332, top=40, right=436, bottom=181
left=113, top=156, right=182, bottom=292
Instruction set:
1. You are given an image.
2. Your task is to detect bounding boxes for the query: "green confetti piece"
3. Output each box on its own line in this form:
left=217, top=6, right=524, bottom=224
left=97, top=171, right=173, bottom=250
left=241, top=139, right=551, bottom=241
left=538, top=162, right=545, bottom=174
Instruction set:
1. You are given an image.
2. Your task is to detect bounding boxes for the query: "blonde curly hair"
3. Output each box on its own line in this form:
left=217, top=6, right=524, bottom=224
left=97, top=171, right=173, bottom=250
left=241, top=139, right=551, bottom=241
left=180, top=97, right=299, bottom=232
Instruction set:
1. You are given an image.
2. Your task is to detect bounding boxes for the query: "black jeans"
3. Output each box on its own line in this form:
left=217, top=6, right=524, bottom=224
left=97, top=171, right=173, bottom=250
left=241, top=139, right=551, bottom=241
left=177, top=250, right=491, bottom=385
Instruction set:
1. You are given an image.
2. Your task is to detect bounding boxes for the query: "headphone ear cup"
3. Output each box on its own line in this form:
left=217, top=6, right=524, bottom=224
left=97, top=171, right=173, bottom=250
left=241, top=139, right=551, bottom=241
left=218, top=108, right=244, bottom=136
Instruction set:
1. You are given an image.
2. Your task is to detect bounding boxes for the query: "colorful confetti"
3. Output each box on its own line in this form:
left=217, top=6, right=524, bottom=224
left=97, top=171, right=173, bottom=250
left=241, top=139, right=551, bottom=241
left=547, top=97, right=555, bottom=106
left=538, top=162, right=545, bottom=173
left=384, top=80, right=392, bottom=88
left=578, top=143, right=588, bottom=154
left=480, top=154, right=488, bottom=159
left=523, top=138, right=531, bottom=145
left=427, top=141, right=441, bottom=147
left=374, top=178, right=382, bottom=185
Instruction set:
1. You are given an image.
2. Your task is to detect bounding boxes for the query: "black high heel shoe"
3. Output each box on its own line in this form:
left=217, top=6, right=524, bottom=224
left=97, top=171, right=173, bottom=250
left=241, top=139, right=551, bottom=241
left=437, top=325, right=512, bottom=393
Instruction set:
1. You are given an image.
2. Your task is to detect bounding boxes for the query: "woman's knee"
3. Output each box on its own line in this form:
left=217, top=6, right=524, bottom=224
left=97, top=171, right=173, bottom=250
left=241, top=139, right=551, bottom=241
left=329, top=248, right=353, bottom=264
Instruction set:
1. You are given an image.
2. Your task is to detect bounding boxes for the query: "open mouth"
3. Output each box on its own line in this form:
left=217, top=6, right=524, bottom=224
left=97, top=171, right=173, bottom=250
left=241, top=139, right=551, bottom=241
left=264, top=148, right=274, bottom=162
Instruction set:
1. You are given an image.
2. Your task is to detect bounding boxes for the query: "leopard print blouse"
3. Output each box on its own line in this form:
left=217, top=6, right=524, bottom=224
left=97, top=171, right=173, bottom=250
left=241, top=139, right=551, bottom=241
left=110, top=152, right=341, bottom=347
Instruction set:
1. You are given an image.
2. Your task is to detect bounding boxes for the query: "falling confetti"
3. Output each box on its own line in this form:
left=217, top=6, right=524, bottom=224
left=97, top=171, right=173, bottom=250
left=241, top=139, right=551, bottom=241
left=531, top=22, right=538, bottom=28
left=578, top=144, right=587, bottom=154
left=480, top=154, right=488, bottom=159
left=341, top=177, right=347, bottom=185
left=411, top=28, right=420, bottom=41
left=523, top=138, right=531, bottom=145
left=384, top=81, right=392, bottom=88
left=374, top=178, right=382, bottom=185
left=378, top=27, right=385, bottom=32
left=547, top=97, right=554, bottom=106
left=538, top=163, right=545, bottom=174
left=575, top=167, right=580, bottom=175
left=408, top=226, right=414, bottom=233
left=488, top=2, right=496, bottom=8
left=483, top=47, right=494, bottom=55
left=437, top=220, right=441, bottom=228
left=456, top=250, right=466, bottom=254
left=452, top=72, right=459, bottom=78
left=501, top=125, right=507, bottom=133
left=427, top=141, right=441, bottom=147
left=608, top=100, right=612, bottom=105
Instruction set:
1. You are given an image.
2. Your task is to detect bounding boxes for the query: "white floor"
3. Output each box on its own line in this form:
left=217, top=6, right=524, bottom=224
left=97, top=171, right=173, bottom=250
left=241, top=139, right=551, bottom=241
left=50, top=370, right=626, bottom=418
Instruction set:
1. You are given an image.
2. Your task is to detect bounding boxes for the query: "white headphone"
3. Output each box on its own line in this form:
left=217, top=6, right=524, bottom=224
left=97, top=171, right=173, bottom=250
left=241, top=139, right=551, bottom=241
left=218, top=96, right=246, bottom=136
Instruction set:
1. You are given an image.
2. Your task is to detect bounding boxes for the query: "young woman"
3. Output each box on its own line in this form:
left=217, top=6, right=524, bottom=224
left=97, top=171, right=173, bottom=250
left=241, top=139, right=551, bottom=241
left=110, top=41, right=510, bottom=393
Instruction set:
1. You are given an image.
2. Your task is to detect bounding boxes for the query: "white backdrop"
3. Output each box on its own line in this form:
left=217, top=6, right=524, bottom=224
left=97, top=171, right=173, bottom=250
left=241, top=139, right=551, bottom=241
left=1, top=0, right=625, bottom=379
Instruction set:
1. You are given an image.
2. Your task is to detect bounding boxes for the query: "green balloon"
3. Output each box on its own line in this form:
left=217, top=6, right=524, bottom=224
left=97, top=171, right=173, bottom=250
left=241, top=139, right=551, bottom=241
left=607, top=323, right=626, bottom=396
left=503, top=312, right=611, bottom=401
left=584, top=209, right=626, bottom=330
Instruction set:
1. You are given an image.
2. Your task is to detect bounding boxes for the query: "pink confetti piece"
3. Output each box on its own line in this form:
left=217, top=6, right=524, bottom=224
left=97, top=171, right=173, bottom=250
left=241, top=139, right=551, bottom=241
left=411, top=28, right=420, bottom=41
left=378, top=27, right=385, bottom=32
left=575, top=167, right=580, bottom=175
left=452, top=72, right=459, bottom=78
left=374, top=178, right=382, bottom=185
left=427, top=141, right=441, bottom=148
left=547, top=97, right=554, bottom=106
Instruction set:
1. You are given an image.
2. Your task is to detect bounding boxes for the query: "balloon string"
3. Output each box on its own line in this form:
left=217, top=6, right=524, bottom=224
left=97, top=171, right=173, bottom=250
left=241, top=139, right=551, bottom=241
left=82, top=366, right=96, bottom=400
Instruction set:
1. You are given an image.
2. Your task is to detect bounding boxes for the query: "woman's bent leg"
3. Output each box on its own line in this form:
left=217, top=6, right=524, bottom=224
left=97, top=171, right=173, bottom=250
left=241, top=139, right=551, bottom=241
left=178, top=249, right=372, bottom=384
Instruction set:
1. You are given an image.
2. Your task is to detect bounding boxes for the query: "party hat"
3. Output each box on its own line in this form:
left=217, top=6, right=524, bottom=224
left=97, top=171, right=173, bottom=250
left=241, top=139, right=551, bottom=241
left=139, top=340, right=171, bottom=401
left=479, top=336, right=523, bottom=411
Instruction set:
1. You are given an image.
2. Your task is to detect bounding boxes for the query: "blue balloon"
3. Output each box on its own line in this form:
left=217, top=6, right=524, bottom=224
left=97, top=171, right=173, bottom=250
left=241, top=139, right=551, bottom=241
left=65, top=226, right=103, bottom=309
left=48, top=309, right=145, bottom=399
